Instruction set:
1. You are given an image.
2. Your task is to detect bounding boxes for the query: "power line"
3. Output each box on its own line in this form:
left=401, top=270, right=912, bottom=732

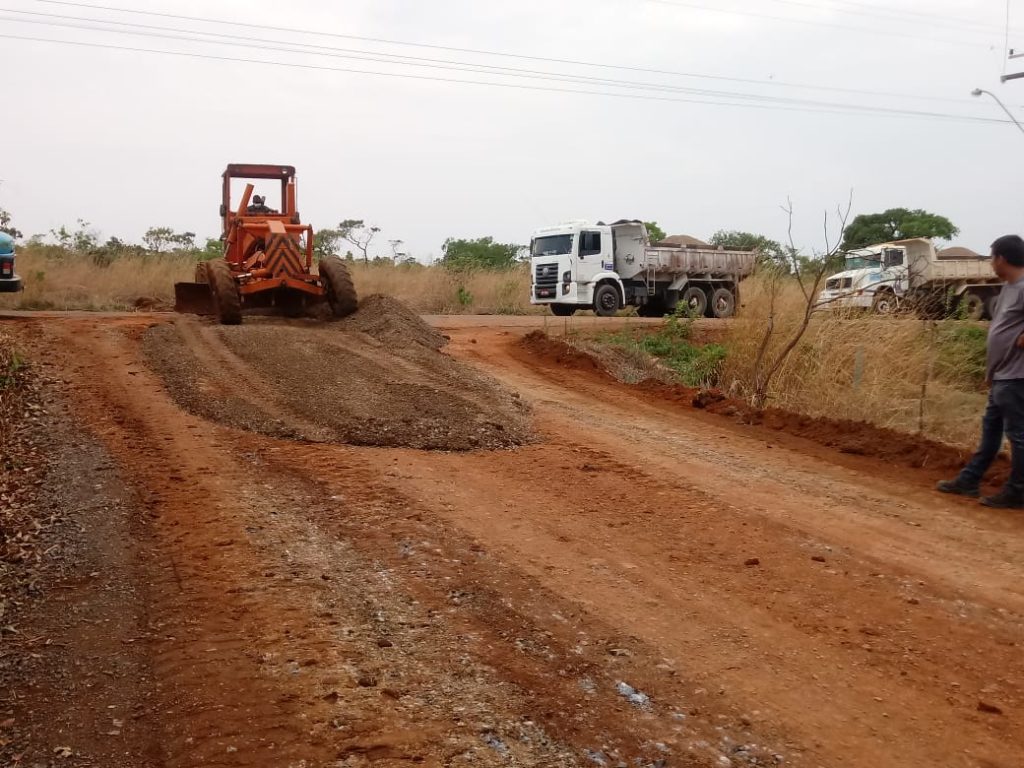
left=763, top=0, right=1022, bottom=36
left=644, top=0, right=994, bottom=48
left=6, top=8, right=1009, bottom=110
left=2, top=32, right=1017, bottom=128
left=32, top=0, right=993, bottom=99
left=15, top=0, right=999, bottom=107
left=0, top=10, right=881, bottom=101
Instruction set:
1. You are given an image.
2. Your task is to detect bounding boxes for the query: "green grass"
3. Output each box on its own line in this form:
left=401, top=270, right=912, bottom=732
left=934, top=322, right=987, bottom=389
left=593, top=310, right=727, bottom=387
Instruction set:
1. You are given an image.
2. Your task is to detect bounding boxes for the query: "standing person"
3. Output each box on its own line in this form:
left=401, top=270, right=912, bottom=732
left=938, top=234, right=1024, bottom=509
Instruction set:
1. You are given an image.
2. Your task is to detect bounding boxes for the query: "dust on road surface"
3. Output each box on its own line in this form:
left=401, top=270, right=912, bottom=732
left=1, top=307, right=1023, bottom=768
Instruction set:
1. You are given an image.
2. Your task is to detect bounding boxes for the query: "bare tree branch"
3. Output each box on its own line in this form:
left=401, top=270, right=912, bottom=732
left=749, top=192, right=855, bottom=408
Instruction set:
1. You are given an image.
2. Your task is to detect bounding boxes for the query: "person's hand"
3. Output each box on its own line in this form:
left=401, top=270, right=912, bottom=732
left=1016, top=332, right=1024, bottom=350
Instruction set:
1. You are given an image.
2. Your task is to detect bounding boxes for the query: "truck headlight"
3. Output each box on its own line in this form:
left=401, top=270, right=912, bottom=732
left=562, top=271, right=571, bottom=283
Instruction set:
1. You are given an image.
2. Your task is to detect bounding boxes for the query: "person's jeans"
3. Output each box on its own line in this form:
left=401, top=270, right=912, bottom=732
left=959, top=379, right=1024, bottom=496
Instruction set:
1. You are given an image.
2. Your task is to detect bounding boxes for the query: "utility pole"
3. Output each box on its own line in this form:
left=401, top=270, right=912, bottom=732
left=972, top=89, right=1024, bottom=137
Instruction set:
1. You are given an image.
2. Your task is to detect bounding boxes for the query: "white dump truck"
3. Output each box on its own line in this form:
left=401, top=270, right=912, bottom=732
left=529, top=219, right=757, bottom=317
left=817, top=238, right=999, bottom=319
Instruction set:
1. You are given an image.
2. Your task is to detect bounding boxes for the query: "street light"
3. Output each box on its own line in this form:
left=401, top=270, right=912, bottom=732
left=971, top=88, right=1024, bottom=137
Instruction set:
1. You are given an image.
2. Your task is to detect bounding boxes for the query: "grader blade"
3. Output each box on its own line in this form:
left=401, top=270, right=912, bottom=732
left=173, top=282, right=215, bottom=315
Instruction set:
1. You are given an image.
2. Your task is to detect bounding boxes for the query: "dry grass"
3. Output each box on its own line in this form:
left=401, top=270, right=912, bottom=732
left=724, top=274, right=986, bottom=447
left=0, top=248, right=539, bottom=315
left=0, top=249, right=195, bottom=311
left=351, top=262, right=537, bottom=314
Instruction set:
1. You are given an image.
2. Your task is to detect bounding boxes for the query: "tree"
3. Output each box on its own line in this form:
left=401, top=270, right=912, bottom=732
left=0, top=207, right=22, bottom=240
left=142, top=226, right=176, bottom=253
left=388, top=239, right=407, bottom=262
left=337, top=219, right=381, bottom=263
left=441, top=236, right=521, bottom=270
left=313, top=228, right=341, bottom=262
left=841, top=208, right=958, bottom=251
left=197, top=237, right=223, bottom=261
left=750, top=195, right=853, bottom=409
left=143, top=227, right=197, bottom=253
left=50, top=219, right=98, bottom=251
left=710, top=230, right=786, bottom=264
left=644, top=221, right=666, bottom=243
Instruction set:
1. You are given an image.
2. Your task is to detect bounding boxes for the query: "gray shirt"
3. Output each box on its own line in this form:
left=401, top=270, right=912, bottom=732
left=988, top=276, right=1024, bottom=381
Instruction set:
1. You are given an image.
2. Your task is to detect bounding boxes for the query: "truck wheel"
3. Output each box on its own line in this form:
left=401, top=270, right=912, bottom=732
left=318, top=257, right=358, bottom=318
left=960, top=292, right=985, bottom=321
left=681, top=286, right=708, bottom=318
left=984, top=294, right=999, bottom=320
left=550, top=304, right=577, bottom=317
left=710, top=287, right=736, bottom=318
left=593, top=284, right=620, bottom=317
left=872, top=291, right=896, bottom=315
left=206, top=259, right=242, bottom=325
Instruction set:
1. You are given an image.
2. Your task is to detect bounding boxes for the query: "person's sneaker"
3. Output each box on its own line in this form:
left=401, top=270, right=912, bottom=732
left=980, top=491, right=1024, bottom=509
left=936, top=478, right=980, bottom=498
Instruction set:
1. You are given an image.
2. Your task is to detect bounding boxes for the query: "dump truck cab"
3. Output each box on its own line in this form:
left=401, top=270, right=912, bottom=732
left=0, top=232, right=22, bottom=293
left=817, top=245, right=909, bottom=313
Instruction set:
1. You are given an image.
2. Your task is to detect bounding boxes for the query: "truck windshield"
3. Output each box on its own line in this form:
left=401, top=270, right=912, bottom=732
left=845, top=256, right=880, bottom=270
left=532, top=235, right=574, bottom=257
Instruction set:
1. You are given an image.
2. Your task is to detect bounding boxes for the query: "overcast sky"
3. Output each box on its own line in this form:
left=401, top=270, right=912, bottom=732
left=1, top=0, right=1022, bottom=259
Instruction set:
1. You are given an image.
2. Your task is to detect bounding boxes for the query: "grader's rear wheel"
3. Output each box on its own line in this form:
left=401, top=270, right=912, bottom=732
left=206, top=259, right=242, bottom=325
left=319, top=257, right=358, bottom=318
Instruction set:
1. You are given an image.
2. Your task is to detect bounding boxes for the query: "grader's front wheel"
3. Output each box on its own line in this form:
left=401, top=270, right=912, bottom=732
left=206, top=259, right=242, bottom=325
left=319, top=257, right=358, bottom=318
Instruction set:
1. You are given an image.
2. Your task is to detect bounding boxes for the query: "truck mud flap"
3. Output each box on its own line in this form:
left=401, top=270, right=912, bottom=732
left=173, top=282, right=215, bottom=315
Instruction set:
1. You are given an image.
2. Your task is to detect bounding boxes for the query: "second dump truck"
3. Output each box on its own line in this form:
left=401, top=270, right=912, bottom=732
left=529, top=220, right=756, bottom=317
left=817, top=238, right=998, bottom=319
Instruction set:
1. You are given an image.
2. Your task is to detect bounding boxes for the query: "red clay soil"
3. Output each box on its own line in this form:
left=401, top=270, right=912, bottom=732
left=521, top=330, right=1006, bottom=485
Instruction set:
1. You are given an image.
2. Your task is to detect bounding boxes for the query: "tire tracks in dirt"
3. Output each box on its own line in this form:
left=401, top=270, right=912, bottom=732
left=7, top=314, right=1024, bottom=768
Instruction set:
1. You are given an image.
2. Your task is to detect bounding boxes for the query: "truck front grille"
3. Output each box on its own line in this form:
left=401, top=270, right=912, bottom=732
left=534, top=262, right=559, bottom=299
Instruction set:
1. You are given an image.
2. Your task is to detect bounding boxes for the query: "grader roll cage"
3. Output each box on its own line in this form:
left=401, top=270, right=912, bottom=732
left=174, top=164, right=357, bottom=324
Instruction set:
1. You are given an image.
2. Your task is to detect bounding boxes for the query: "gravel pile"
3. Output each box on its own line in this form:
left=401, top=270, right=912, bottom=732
left=143, top=299, right=532, bottom=451
left=339, top=294, right=448, bottom=351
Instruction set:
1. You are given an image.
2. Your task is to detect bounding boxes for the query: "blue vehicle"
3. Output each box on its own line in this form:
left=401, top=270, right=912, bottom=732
left=0, top=232, right=21, bottom=292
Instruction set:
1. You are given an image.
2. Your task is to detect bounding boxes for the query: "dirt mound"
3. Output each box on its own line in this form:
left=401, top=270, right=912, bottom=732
left=143, top=311, right=531, bottom=450
left=520, top=331, right=1005, bottom=483
left=520, top=331, right=606, bottom=373
left=339, top=294, right=448, bottom=351
left=658, top=381, right=995, bottom=478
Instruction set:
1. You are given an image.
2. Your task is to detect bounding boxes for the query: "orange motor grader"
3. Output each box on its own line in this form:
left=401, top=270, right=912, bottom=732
left=174, top=164, right=357, bottom=324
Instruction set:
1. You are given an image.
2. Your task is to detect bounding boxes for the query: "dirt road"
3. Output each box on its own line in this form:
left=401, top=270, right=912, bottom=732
left=2, top=311, right=1022, bottom=768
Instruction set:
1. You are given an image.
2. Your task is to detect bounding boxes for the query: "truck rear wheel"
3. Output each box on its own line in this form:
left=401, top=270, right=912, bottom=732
left=206, top=259, right=242, bottom=325
left=550, top=304, right=577, bottom=317
left=959, top=291, right=985, bottom=321
left=681, top=286, right=708, bottom=318
left=984, top=294, right=999, bottom=320
left=593, top=284, right=620, bottom=317
left=710, top=287, right=736, bottom=319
